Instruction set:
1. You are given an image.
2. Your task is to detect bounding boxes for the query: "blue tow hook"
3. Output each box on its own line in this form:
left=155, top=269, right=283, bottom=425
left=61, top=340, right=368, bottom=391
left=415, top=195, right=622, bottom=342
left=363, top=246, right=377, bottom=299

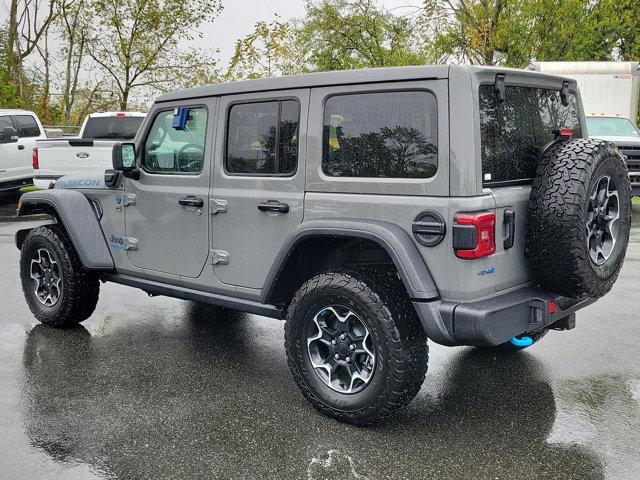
left=510, top=336, right=534, bottom=348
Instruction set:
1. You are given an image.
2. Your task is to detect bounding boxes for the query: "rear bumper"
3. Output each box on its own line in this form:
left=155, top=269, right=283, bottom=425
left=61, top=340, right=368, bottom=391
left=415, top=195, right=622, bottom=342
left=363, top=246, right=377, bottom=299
left=629, top=171, right=640, bottom=196
left=413, top=287, right=596, bottom=347
left=0, top=177, right=32, bottom=193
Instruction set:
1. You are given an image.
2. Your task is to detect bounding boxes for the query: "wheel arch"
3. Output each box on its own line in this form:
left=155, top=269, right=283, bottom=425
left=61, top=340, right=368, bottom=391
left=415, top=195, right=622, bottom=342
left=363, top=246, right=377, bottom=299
left=16, top=190, right=114, bottom=270
left=261, top=219, right=439, bottom=307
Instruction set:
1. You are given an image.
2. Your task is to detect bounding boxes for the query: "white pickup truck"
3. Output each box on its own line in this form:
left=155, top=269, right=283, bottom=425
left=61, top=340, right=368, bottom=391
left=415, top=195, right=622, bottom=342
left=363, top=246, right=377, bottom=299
left=0, top=109, right=47, bottom=195
left=33, top=112, right=145, bottom=189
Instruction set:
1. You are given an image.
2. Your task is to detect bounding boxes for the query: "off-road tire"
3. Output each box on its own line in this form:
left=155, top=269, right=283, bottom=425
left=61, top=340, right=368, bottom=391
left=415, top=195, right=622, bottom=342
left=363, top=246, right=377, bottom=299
left=528, top=139, right=631, bottom=298
left=478, top=330, right=547, bottom=354
left=284, top=267, right=428, bottom=425
left=20, top=225, right=100, bottom=327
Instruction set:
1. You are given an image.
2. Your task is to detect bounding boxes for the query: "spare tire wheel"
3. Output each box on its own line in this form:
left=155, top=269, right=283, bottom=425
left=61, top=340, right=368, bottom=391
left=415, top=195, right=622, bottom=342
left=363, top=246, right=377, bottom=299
left=527, top=138, right=631, bottom=299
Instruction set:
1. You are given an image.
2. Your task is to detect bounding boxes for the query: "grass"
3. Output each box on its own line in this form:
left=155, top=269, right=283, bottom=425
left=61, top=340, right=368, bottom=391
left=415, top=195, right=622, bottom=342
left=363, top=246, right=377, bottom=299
left=633, top=196, right=640, bottom=205
left=19, top=185, right=38, bottom=194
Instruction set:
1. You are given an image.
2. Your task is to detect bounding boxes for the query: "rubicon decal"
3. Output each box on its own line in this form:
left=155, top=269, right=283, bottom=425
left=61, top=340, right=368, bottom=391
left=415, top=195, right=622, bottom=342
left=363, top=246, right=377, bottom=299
left=55, top=178, right=101, bottom=188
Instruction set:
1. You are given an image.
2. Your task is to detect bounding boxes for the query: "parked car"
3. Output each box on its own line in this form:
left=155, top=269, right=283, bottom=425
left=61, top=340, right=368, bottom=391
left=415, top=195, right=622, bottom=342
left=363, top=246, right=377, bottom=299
left=0, top=109, right=46, bottom=194
left=33, top=112, right=145, bottom=189
left=15, top=66, right=632, bottom=425
left=586, top=115, right=640, bottom=196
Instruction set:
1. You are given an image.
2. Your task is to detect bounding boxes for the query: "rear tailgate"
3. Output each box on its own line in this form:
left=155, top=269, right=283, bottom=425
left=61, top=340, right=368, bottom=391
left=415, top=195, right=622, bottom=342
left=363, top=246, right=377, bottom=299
left=35, top=139, right=116, bottom=181
left=477, top=75, right=586, bottom=292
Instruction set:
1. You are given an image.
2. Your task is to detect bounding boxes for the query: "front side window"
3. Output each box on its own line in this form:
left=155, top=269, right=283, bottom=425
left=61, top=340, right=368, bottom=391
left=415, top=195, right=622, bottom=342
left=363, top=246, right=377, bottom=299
left=143, top=107, right=208, bottom=174
left=14, top=115, right=40, bottom=137
left=480, top=85, right=583, bottom=186
left=226, top=100, right=300, bottom=175
left=322, top=91, right=438, bottom=178
left=0, top=116, right=15, bottom=131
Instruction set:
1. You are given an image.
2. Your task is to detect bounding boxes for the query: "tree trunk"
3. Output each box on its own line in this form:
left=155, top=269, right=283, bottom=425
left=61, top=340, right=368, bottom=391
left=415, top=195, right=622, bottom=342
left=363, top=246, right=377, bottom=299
left=6, top=0, right=19, bottom=94
left=120, top=89, right=129, bottom=110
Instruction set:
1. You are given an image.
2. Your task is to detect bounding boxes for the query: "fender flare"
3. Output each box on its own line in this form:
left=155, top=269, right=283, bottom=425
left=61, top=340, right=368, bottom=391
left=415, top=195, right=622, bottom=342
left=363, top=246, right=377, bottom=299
left=261, top=219, right=440, bottom=303
left=16, top=190, right=114, bottom=270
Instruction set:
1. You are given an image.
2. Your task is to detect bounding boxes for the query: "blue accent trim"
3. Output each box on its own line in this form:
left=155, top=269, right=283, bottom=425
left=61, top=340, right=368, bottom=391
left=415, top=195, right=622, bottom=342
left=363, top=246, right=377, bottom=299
left=172, top=107, right=188, bottom=130
left=510, top=336, right=533, bottom=347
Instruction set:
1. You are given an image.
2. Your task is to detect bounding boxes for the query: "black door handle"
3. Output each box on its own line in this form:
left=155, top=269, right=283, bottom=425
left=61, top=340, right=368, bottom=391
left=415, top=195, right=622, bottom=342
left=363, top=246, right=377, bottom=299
left=178, top=196, right=204, bottom=208
left=503, top=209, right=516, bottom=249
left=18, top=145, right=25, bottom=150
left=258, top=200, right=289, bottom=214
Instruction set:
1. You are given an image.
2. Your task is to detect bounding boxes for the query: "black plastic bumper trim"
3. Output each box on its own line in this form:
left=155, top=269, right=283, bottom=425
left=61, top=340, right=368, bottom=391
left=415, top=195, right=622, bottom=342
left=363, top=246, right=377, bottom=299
left=413, top=287, right=596, bottom=347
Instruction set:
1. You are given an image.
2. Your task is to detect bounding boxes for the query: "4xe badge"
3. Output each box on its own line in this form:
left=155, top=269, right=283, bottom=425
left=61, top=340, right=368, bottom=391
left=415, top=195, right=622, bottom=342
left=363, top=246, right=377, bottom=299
left=478, top=267, right=496, bottom=276
left=115, top=195, right=123, bottom=212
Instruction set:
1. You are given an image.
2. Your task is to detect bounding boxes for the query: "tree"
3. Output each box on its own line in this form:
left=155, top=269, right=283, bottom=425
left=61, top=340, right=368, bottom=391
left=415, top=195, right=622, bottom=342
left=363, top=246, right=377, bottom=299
left=6, top=0, right=59, bottom=98
left=0, top=27, right=19, bottom=108
left=297, top=0, right=425, bottom=71
left=58, top=0, right=90, bottom=124
left=421, top=0, right=513, bottom=65
left=87, top=0, right=223, bottom=109
left=226, top=17, right=301, bottom=80
left=419, top=0, right=631, bottom=68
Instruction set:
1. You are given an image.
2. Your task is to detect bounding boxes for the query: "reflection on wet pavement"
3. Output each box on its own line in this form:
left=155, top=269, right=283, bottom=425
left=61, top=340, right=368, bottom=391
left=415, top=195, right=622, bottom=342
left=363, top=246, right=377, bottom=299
left=0, top=202, right=639, bottom=479
left=19, top=306, right=604, bottom=480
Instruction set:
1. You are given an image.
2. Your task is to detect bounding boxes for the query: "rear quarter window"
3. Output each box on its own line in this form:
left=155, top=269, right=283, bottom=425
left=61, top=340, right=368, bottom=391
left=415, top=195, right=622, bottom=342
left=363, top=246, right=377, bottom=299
left=322, top=91, right=438, bottom=178
left=479, top=85, right=583, bottom=186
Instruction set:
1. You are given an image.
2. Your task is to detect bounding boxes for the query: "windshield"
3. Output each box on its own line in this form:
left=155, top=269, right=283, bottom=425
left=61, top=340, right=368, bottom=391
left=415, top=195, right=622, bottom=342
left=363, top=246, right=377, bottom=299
left=586, top=117, right=640, bottom=138
left=81, top=116, right=144, bottom=140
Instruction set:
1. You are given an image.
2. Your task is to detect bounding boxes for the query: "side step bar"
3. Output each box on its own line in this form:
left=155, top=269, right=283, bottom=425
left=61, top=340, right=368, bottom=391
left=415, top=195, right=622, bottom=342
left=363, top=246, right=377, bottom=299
left=101, top=273, right=283, bottom=319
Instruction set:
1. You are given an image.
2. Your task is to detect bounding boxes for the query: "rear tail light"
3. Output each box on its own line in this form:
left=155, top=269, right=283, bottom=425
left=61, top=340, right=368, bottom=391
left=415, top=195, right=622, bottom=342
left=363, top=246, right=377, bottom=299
left=453, top=212, right=496, bottom=259
left=32, top=147, right=39, bottom=170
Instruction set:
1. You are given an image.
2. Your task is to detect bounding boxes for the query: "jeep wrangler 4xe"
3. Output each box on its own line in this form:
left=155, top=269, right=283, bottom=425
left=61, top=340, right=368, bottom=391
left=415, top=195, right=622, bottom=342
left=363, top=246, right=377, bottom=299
left=15, top=66, right=632, bottom=425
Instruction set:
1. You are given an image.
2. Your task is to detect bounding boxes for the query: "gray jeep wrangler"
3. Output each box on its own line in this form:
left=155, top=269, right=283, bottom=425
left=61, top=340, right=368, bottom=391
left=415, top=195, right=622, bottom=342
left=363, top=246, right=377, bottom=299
left=15, top=66, right=632, bottom=425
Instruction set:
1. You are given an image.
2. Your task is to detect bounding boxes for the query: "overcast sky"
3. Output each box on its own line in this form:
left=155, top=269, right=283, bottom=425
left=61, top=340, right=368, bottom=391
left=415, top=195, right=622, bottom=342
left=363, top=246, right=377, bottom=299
left=181, top=0, right=418, bottom=64
left=0, top=0, right=420, bottom=66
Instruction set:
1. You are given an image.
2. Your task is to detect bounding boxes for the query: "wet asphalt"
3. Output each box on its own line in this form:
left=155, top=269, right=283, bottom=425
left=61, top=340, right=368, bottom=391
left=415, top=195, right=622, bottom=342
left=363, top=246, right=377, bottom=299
left=0, top=193, right=639, bottom=480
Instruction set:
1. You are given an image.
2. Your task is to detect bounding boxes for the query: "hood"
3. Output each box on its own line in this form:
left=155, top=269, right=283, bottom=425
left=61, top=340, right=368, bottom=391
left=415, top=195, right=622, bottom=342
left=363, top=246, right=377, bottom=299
left=589, top=135, right=640, bottom=145
left=54, top=172, right=106, bottom=190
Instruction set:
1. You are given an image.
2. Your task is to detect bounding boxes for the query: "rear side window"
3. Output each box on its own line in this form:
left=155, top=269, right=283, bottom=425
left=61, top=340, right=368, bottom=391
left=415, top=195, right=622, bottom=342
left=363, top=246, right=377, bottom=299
left=14, top=115, right=41, bottom=137
left=82, top=116, right=144, bottom=140
left=479, top=85, right=583, bottom=186
left=226, top=100, right=300, bottom=176
left=322, top=91, right=438, bottom=178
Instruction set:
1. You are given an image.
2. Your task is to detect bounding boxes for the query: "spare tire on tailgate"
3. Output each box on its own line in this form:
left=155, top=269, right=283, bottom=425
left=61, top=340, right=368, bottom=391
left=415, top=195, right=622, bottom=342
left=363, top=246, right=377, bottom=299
left=527, top=138, right=631, bottom=299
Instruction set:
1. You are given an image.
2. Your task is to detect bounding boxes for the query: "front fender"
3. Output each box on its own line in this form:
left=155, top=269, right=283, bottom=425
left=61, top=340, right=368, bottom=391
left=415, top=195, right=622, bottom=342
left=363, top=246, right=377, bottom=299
left=261, top=219, right=440, bottom=303
left=17, top=190, right=114, bottom=270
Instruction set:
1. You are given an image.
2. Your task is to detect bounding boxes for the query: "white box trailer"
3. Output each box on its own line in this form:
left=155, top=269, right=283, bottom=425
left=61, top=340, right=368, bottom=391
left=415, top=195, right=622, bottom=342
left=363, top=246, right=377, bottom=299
left=528, top=61, right=640, bottom=122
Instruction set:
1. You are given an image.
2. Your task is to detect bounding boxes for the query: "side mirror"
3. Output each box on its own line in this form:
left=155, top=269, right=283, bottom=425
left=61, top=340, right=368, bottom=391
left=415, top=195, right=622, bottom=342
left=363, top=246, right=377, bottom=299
left=0, top=127, right=19, bottom=144
left=112, top=142, right=136, bottom=171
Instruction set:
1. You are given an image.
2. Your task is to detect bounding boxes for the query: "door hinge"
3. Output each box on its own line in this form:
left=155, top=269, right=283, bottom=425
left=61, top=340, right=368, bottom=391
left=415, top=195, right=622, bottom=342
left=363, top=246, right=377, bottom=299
left=124, top=237, right=139, bottom=251
left=211, top=250, right=229, bottom=265
left=210, top=199, right=228, bottom=215
left=124, top=193, right=137, bottom=207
